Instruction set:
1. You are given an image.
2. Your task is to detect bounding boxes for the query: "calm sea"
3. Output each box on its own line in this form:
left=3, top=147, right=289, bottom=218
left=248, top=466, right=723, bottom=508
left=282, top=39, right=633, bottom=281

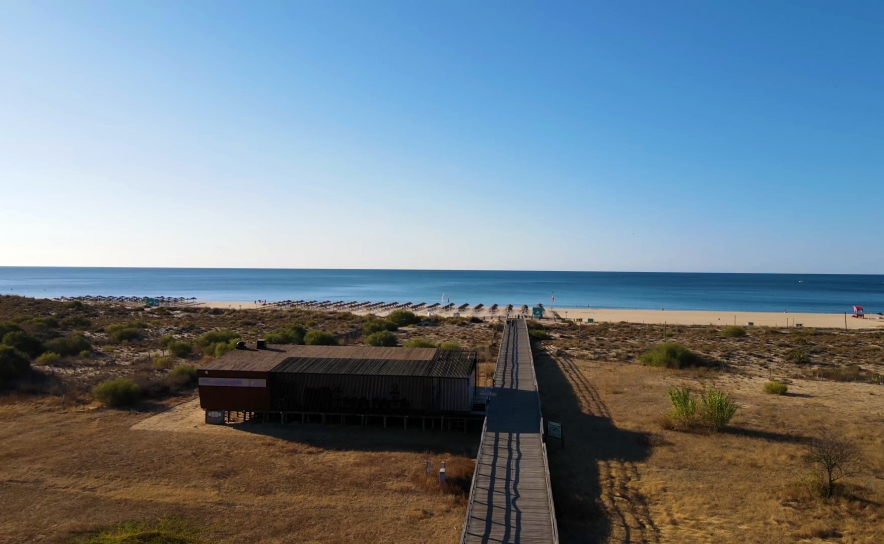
left=0, top=268, right=882, bottom=314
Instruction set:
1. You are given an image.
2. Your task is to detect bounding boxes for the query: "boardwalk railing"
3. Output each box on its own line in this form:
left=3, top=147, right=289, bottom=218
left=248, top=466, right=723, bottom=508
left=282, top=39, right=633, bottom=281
left=460, top=318, right=559, bottom=544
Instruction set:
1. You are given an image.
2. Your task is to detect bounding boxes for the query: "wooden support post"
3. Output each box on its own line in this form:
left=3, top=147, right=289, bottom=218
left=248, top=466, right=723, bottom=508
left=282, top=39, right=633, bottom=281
left=404, top=416, right=408, bottom=430
left=422, top=417, right=425, bottom=430
left=383, top=416, right=387, bottom=429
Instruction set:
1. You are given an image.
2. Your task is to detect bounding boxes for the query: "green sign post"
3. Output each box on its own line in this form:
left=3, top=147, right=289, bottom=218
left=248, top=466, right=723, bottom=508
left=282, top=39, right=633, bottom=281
left=532, top=306, right=544, bottom=319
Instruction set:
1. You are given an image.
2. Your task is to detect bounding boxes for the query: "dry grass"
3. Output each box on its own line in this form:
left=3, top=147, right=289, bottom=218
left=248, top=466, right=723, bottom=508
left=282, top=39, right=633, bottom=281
left=536, top=339, right=884, bottom=543
left=0, top=395, right=478, bottom=543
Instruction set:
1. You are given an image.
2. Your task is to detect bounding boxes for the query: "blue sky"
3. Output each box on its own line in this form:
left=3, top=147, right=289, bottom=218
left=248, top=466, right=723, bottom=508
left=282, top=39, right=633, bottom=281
left=1, top=1, right=882, bottom=272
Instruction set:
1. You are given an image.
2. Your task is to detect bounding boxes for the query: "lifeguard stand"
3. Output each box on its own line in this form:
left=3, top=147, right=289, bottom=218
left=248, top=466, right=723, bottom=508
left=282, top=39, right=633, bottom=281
left=852, top=305, right=865, bottom=318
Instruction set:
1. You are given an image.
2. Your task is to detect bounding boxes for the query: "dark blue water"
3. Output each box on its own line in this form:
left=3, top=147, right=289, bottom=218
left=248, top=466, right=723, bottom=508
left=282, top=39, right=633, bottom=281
left=0, top=268, right=882, bottom=314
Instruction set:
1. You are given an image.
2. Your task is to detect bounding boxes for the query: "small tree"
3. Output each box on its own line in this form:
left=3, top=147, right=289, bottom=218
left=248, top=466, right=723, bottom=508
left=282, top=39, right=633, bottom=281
left=807, top=430, right=859, bottom=499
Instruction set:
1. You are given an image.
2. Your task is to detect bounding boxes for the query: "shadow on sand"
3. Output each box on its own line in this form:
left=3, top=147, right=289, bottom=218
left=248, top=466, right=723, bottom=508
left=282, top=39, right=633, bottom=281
left=534, top=350, right=658, bottom=544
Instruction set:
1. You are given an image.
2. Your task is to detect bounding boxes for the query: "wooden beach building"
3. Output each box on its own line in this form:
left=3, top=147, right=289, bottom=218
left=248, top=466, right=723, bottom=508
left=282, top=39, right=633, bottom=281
left=198, top=344, right=480, bottom=428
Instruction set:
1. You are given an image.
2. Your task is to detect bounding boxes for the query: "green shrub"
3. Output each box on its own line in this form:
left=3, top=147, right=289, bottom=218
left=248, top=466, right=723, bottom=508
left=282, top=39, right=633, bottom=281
left=106, top=324, right=143, bottom=343
left=639, top=342, right=705, bottom=369
left=764, top=381, right=789, bottom=395
left=92, top=378, right=140, bottom=407
left=469, top=316, right=483, bottom=324
left=365, top=331, right=397, bottom=347
left=792, top=348, right=809, bottom=364
left=197, top=329, right=239, bottom=346
left=722, top=326, right=746, bottom=338
left=700, top=387, right=738, bottom=431
left=265, top=324, right=307, bottom=345
left=35, top=351, right=61, bottom=366
left=0, top=322, right=22, bottom=338
left=26, top=316, right=59, bottom=329
left=159, top=334, right=174, bottom=347
left=64, top=300, right=85, bottom=310
left=197, top=330, right=241, bottom=356
left=44, top=333, right=91, bottom=357
left=167, top=340, right=192, bottom=357
left=668, top=386, right=698, bottom=423
left=387, top=310, right=420, bottom=327
left=2, top=331, right=45, bottom=358
left=526, top=320, right=545, bottom=330
left=170, top=364, right=198, bottom=387
left=439, top=342, right=461, bottom=350
left=0, top=345, right=30, bottom=379
left=153, top=356, right=176, bottom=369
left=403, top=338, right=437, bottom=348
left=304, top=330, right=337, bottom=346
left=363, top=319, right=398, bottom=335
left=60, top=315, right=91, bottom=329
left=528, top=329, right=552, bottom=341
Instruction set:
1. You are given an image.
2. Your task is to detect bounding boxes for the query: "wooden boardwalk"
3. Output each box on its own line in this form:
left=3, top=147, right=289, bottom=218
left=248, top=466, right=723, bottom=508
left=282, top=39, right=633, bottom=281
left=462, top=319, right=558, bottom=544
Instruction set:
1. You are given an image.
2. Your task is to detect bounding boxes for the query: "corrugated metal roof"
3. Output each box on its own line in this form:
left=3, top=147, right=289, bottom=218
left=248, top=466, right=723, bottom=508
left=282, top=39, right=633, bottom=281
left=201, top=346, right=294, bottom=372
left=201, top=345, right=474, bottom=378
left=273, top=347, right=476, bottom=378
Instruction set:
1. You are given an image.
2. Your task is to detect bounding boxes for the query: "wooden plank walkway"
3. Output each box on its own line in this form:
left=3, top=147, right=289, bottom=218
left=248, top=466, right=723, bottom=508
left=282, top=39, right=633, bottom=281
left=461, top=319, right=558, bottom=544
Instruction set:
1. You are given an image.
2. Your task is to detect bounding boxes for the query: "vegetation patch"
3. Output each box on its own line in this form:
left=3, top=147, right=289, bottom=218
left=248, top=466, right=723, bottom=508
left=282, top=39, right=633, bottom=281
left=363, top=319, right=398, bottom=335
left=0, top=345, right=31, bottom=380
left=197, top=329, right=241, bottom=357
left=640, top=342, right=707, bottom=369
left=387, top=310, right=420, bottom=327
left=663, top=385, right=737, bottom=432
left=265, top=324, right=307, bottom=345
left=92, top=378, right=141, bottom=407
left=2, top=331, right=45, bottom=358
left=722, top=326, right=746, bottom=338
left=528, top=329, right=552, bottom=341
left=45, top=333, right=92, bottom=356
left=304, top=330, right=337, bottom=346
left=69, top=516, right=205, bottom=544
left=365, top=331, right=398, bottom=347
left=764, top=380, right=789, bottom=395
left=170, top=364, right=198, bottom=387
left=403, top=338, right=437, bottom=348
left=35, top=351, right=62, bottom=366
left=167, top=341, right=192, bottom=358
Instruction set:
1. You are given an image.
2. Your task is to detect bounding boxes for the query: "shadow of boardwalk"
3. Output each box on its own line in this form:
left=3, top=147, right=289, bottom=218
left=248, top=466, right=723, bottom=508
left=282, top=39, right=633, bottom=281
left=534, top=350, right=659, bottom=544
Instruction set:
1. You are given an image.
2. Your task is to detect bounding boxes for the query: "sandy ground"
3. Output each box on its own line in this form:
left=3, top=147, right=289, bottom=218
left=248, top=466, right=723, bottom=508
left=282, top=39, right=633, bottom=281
left=195, top=300, right=884, bottom=329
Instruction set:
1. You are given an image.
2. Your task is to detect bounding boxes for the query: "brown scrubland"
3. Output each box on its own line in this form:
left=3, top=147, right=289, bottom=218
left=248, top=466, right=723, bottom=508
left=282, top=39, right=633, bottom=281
left=1, top=295, right=882, bottom=543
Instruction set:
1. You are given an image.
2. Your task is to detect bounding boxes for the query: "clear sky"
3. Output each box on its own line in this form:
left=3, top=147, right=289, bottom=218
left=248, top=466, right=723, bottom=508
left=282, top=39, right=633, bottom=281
left=2, top=1, right=882, bottom=272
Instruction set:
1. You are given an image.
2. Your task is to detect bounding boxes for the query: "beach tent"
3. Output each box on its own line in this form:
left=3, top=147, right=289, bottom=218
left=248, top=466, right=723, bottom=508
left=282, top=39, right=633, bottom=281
left=852, top=305, right=865, bottom=318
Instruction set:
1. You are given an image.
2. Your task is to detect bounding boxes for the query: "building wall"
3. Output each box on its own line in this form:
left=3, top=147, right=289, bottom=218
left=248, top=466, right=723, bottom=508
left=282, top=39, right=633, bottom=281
left=269, top=373, right=472, bottom=414
left=198, top=368, right=271, bottom=411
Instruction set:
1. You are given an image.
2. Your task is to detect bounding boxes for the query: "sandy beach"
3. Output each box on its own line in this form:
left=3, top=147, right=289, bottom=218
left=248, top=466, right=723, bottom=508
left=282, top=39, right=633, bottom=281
left=194, top=300, right=884, bottom=329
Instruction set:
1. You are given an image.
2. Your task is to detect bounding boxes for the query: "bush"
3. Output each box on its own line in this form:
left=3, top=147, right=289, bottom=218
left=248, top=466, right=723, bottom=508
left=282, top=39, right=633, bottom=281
left=403, top=338, right=437, bottom=348
left=363, top=319, right=398, bottom=335
left=792, top=348, right=809, bottom=364
left=526, top=320, right=545, bottom=330
left=60, top=315, right=91, bottom=329
left=365, top=331, right=397, bottom=347
left=639, top=342, right=705, bottom=369
left=44, top=333, right=91, bottom=357
left=668, top=386, right=698, bottom=424
left=69, top=516, right=202, bottom=544
left=528, top=329, right=552, bottom=341
left=0, top=345, right=31, bottom=379
left=700, top=387, right=738, bottom=431
left=0, top=321, right=22, bottom=338
left=167, top=340, right=192, bottom=358
left=197, top=330, right=241, bottom=356
left=722, top=326, right=746, bottom=338
left=106, top=324, right=143, bottom=343
left=170, top=364, right=198, bottom=387
left=387, top=310, right=420, bottom=327
left=304, top=330, right=337, bottom=346
left=159, top=334, right=174, bottom=348
left=153, top=356, right=176, bottom=369
left=92, top=378, right=140, bottom=407
left=265, top=324, right=307, bottom=345
left=439, top=342, right=461, bottom=350
left=26, top=316, right=59, bottom=329
left=2, top=331, right=45, bottom=358
left=764, top=381, right=788, bottom=395
left=35, top=351, right=62, bottom=366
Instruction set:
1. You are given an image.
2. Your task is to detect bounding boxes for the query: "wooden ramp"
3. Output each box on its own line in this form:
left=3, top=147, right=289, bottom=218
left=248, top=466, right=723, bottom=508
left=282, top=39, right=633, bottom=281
left=461, top=319, right=558, bottom=543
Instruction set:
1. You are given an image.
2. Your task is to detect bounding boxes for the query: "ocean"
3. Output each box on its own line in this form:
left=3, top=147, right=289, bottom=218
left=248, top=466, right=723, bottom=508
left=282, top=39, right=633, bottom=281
left=1, top=268, right=882, bottom=314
